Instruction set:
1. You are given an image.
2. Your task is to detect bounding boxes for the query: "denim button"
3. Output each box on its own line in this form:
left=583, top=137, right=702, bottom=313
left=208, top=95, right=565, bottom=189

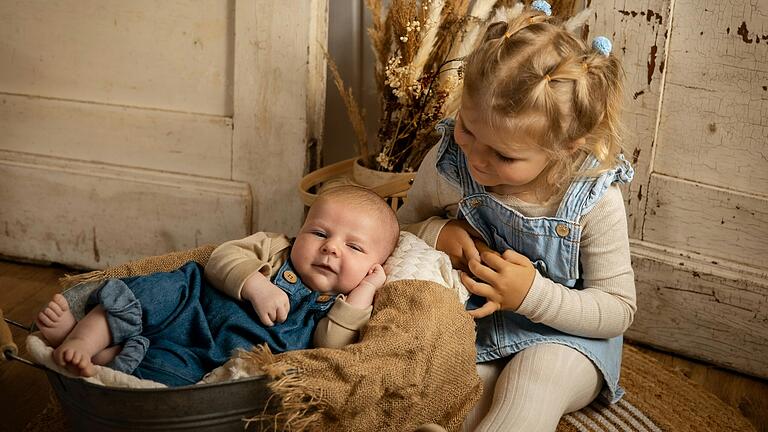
left=555, top=224, right=570, bottom=237
left=316, top=294, right=332, bottom=302
left=283, top=271, right=298, bottom=283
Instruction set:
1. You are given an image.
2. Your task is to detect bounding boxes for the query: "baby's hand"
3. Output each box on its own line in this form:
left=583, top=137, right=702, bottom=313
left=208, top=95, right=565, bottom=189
left=461, top=241, right=536, bottom=319
left=241, top=273, right=290, bottom=326
left=345, top=264, right=386, bottom=308
left=436, top=220, right=483, bottom=272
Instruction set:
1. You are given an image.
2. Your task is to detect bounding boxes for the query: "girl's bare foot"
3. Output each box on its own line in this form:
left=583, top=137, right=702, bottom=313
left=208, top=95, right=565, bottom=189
left=36, top=293, right=76, bottom=347
left=54, top=338, right=98, bottom=377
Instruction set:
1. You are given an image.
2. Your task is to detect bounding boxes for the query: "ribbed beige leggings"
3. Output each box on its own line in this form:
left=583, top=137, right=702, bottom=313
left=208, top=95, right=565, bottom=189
left=462, top=343, right=603, bottom=432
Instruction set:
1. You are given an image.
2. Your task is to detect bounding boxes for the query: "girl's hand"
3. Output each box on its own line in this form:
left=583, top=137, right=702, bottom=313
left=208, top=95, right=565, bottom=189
left=461, top=241, right=536, bottom=319
left=436, top=220, right=484, bottom=272
left=241, top=273, right=290, bottom=326
left=346, top=264, right=386, bottom=308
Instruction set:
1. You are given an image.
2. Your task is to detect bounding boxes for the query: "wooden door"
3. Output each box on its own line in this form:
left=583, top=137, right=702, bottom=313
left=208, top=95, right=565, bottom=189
left=591, top=0, right=768, bottom=379
left=0, top=0, right=327, bottom=269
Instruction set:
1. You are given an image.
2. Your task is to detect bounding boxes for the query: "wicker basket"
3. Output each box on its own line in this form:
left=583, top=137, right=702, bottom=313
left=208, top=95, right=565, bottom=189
left=299, top=158, right=415, bottom=210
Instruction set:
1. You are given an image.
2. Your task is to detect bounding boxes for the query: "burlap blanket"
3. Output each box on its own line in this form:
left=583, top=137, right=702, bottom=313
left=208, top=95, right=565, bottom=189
left=226, top=279, right=482, bottom=431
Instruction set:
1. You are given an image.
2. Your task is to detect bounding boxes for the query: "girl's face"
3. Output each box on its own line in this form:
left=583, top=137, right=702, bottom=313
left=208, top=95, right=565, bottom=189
left=454, top=100, right=552, bottom=196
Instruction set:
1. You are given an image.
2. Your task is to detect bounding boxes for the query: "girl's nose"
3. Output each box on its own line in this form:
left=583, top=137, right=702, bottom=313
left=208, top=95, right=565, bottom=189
left=468, top=143, right=490, bottom=168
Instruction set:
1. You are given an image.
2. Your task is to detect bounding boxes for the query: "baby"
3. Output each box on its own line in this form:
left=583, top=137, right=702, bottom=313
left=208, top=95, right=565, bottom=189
left=35, top=185, right=400, bottom=386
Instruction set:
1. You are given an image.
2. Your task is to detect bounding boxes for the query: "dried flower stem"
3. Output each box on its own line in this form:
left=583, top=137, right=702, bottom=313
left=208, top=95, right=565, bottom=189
left=324, top=52, right=368, bottom=162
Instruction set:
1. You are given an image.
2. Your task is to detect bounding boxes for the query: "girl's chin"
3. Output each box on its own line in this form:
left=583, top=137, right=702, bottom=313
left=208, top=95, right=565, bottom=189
left=469, top=170, right=496, bottom=185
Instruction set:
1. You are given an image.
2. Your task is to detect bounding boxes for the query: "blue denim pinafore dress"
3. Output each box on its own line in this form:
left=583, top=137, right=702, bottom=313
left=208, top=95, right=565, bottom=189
left=435, top=119, right=633, bottom=402
left=90, top=259, right=337, bottom=386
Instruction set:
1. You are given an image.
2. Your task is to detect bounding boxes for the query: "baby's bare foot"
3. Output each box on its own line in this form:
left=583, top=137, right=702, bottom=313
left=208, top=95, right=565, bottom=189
left=36, top=294, right=76, bottom=347
left=54, top=338, right=97, bottom=377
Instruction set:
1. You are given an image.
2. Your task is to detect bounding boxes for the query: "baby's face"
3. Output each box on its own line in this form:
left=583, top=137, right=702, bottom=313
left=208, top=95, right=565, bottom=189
left=290, top=199, right=388, bottom=294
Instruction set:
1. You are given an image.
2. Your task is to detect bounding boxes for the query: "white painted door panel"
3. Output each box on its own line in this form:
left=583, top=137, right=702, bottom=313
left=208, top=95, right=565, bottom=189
left=0, top=0, right=328, bottom=268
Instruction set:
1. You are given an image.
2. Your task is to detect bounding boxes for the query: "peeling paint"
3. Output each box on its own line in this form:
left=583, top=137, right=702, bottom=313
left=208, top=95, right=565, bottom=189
left=647, top=45, right=658, bottom=85
left=763, top=86, right=767, bottom=91
left=737, top=22, right=753, bottom=43
left=92, top=226, right=100, bottom=263
left=617, top=9, right=662, bottom=25
left=708, top=123, right=717, bottom=133
left=632, top=148, right=641, bottom=165
left=636, top=184, right=643, bottom=201
left=645, top=9, right=662, bottom=25
left=633, top=90, right=645, bottom=99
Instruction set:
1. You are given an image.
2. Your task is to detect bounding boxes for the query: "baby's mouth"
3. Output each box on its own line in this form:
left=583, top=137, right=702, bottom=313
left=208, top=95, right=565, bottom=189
left=313, top=263, right=336, bottom=274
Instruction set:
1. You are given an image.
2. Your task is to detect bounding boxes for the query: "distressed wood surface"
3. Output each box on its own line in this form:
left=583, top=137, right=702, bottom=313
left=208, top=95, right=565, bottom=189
left=0, top=0, right=233, bottom=115
left=233, top=1, right=328, bottom=234
left=654, top=0, right=768, bottom=197
left=0, top=94, right=233, bottom=179
left=643, top=173, right=768, bottom=270
left=589, top=1, right=671, bottom=238
left=628, top=240, right=768, bottom=379
left=0, top=151, right=250, bottom=269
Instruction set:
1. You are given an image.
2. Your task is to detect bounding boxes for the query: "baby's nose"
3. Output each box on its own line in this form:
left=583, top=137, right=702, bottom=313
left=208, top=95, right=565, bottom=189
left=322, top=241, right=340, bottom=255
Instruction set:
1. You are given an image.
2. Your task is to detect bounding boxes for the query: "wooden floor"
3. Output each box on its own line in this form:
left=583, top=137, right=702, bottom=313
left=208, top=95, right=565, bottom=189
left=1, top=259, right=767, bottom=432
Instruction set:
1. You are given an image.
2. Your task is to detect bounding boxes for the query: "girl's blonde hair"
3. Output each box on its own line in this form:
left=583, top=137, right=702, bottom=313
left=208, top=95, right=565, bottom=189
left=462, top=8, right=625, bottom=198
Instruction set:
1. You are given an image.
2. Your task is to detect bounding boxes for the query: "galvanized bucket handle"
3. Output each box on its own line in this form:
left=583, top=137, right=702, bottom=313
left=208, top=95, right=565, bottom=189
left=1, top=308, right=46, bottom=370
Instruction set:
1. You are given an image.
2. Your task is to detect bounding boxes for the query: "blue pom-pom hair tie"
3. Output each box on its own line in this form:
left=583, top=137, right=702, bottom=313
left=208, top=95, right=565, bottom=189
left=531, top=0, right=552, bottom=16
left=592, top=36, right=612, bottom=56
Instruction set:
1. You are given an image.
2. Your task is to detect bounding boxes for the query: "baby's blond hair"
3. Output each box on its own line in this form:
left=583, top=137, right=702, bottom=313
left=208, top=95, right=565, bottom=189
left=312, top=185, right=400, bottom=260
left=462, top=9, right=625, bottom=199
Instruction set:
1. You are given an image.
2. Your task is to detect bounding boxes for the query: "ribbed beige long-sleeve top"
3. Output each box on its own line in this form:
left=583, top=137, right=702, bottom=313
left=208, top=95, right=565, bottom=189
left=397, top=145, right=636, bottom=339
left=203, top=232, right=373, bottom=349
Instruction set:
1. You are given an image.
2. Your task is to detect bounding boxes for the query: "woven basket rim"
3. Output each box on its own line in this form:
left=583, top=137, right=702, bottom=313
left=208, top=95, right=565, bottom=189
left=298, top=157, right=414, bottom=207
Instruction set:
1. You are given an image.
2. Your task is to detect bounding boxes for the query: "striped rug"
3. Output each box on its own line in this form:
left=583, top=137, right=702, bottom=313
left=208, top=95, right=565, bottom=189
left=555, top=345, right=756, bottom=432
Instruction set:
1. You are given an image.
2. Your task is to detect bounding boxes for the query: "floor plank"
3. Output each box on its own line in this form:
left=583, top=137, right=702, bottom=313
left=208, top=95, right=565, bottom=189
left=1, top=259, right=767, bottom=431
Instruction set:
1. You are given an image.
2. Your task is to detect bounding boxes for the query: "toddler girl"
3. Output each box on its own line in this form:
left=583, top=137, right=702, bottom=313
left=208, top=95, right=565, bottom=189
left=398, top=2, right=636, bottom=431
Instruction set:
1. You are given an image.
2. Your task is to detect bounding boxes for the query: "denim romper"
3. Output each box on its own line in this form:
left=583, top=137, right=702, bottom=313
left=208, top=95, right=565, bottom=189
left=89, top=259, right=337, bottom=387
left=435, top=119, right=633, bottom=402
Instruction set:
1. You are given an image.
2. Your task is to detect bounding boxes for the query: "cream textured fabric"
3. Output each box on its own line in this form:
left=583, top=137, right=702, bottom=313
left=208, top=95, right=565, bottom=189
left=384, top=232, right=470, bottom=305
left=26, top=334, right=165, bottom=389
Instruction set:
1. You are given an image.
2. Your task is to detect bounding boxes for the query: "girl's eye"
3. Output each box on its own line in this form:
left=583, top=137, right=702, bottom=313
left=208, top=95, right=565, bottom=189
left=312, top=231, right=327, bottom=238
left=496, top=152, right=517, bottom=163
left=347, top=244, right=364, bottom=252
left=458, top=122, right=474, bottom=137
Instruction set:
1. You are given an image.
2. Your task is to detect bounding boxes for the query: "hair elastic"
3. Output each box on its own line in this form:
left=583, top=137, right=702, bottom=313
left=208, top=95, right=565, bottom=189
left=592, top=36, right=612, bottom=56
left=531, top=0, right=552, bottom=16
